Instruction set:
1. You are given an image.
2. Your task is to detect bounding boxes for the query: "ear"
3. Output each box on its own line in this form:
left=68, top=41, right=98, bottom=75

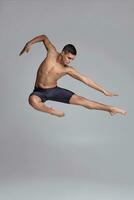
left=61, top=51, right=64, bottom=56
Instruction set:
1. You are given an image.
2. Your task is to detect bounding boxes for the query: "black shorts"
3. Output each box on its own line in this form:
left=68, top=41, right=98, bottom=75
left=29, top=86, right=75, bottom=104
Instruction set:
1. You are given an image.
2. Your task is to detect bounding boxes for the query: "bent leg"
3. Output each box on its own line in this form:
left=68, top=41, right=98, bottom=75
left=29, top=95, right=65, bottom=117
left=69, top=95, right=127, bottom=116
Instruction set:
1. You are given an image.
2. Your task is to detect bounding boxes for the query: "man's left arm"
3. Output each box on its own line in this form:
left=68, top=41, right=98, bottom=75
left=67, top=66, right=118, bottom=97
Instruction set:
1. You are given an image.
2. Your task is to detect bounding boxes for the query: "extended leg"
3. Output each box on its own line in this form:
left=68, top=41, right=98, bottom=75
left=29, top=95, right=65, bottom=117
left=69, top=95, right=127, bottom=116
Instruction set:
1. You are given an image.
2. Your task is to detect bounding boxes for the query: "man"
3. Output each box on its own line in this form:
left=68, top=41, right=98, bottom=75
left=19, top=34, right=127, bottom=117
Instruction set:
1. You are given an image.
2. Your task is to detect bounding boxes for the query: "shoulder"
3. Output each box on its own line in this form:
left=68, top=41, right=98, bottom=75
left=43, top=35, right=58, bottom=53
left=65, top=66, right=76, bottom=75
left=65, top=66, right=83, bottom=80
left=47, top=49, right=58, bottom=59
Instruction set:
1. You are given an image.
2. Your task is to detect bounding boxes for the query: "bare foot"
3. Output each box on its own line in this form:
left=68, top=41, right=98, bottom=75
left=110, top=107, right=127, bottom=116
left=50, top=107, right=65, bottom=117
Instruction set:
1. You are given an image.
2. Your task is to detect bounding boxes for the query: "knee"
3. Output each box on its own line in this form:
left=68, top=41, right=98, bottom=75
left=77, top=96, right=86, bottom=104
left=28, top=95, right=41, bottom=108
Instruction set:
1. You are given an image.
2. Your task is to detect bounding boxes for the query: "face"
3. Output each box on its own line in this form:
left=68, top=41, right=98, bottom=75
left=61, top=52, right=75, bottom=65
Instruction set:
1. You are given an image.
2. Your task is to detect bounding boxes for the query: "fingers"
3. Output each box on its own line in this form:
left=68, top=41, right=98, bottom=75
left=19, top=50, right=24, bottom=56
left=19, top=47, right=26, bottom=56
left=109, top=93, right=119, bottom=97
left=111, top=92, right=118, bottom=96
left=19, top=43, right=30, bottom=56
left=105, top=92, right=119, bottom=97
left=113, top=93, right=119, bottom=96
left=19, top=46, right=30, bottom=56
left=19, top=51, right=23, bottom=56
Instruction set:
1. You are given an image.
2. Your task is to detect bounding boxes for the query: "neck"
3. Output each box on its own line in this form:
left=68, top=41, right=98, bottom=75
left=57, top=53, right=64, bottom=65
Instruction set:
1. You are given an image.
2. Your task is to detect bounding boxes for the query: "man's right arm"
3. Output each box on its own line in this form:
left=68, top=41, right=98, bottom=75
left=19, top=35, right=56, bottom=56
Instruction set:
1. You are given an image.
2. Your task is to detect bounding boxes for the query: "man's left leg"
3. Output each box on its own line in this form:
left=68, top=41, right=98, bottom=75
left=69, top=94, right=127, bottom=116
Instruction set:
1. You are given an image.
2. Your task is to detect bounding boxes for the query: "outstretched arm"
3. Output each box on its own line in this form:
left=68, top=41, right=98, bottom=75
left=67, top=67, right=118, bottom=96
left=19, top=34, right=56, bottom=56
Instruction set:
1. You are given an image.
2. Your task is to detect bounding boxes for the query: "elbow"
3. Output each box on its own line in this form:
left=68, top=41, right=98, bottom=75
left=41, top=35, right=47, bottom=41
left=82, top=77, right=88, bottom=85
left=42, top=34, right=47, bottom=38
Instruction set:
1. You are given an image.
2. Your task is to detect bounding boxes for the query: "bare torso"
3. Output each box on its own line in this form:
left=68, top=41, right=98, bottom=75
left=35, top=52, right=67, bottom=88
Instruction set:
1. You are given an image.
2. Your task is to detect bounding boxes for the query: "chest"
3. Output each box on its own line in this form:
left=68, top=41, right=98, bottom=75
left=39, top=60, right=67, bottom=77
left=49, top=64, right=66, bottom=77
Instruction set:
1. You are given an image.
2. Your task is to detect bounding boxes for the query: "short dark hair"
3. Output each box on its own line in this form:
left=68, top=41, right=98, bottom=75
left=62, top=44, right=77, bottom=55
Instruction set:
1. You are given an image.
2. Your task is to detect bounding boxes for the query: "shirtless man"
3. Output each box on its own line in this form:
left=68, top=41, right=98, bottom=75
left=19, top=34, right=127, bottom=117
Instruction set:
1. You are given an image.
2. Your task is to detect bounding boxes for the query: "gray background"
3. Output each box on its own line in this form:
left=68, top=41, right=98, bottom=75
left=0, top=0, right=134, bottom=199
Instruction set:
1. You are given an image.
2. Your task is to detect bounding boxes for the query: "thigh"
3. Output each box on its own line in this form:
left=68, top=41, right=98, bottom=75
left=69, top=94, right=86, bottom=105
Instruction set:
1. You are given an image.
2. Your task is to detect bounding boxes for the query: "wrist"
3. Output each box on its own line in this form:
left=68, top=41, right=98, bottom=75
left=101, top=88, right=106, bottom=94
left=28, top=41, right=33, bottom=46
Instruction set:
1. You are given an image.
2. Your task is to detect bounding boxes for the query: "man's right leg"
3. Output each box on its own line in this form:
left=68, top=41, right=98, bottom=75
left=29, top=95, right=65, bottom=117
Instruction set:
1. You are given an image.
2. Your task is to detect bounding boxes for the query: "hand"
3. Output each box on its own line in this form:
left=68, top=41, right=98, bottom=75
left=19, top=42, right=31, bottom=56
left=103, top=89, right=118, bottom=97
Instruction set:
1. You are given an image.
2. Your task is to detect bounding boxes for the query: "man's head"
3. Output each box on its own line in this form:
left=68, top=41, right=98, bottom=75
left=61, top=44, right=77, bottom=66
left=62, top=44, right=77, bottom=56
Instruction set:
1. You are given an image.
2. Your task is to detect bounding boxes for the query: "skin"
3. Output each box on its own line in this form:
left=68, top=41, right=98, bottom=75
left=19, top=35, right=127, bottom=117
